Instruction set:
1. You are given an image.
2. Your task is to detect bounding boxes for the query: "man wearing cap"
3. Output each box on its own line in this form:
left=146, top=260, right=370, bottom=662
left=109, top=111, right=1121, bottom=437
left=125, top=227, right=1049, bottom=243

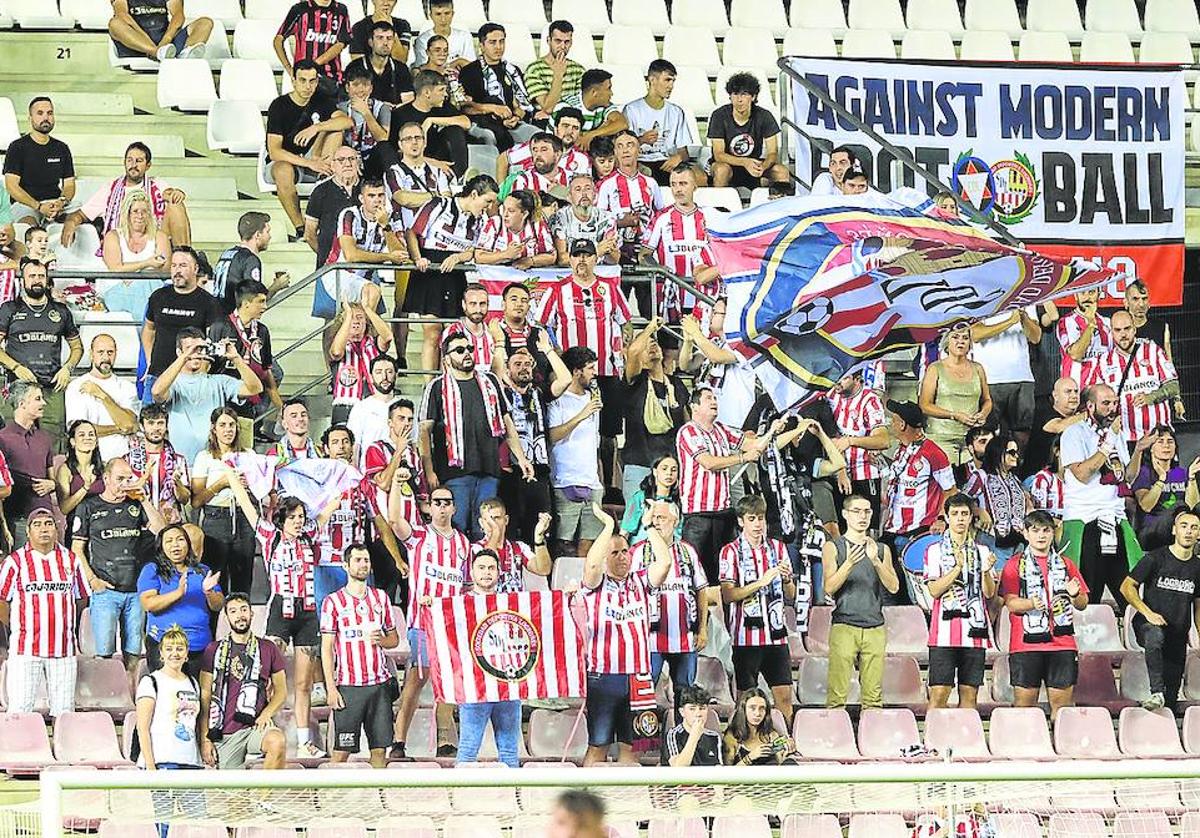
left=883, top=400, right=958, bottom=599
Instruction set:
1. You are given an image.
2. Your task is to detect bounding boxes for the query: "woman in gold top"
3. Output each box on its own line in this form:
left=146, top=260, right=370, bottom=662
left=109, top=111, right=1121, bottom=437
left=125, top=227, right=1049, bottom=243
left=919, top=322, right=993, bottom=465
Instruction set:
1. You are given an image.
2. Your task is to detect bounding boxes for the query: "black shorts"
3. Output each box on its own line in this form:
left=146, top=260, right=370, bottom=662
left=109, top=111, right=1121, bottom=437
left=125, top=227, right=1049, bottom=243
left=265, top=597, right=319, bottom=648
left=732, top=644, right=792, bottom=691
left=723, top=165, right=761, bottom=190
left=1009, top=650, right=1078, bottom=691
left=989, top=382, right=1034, bottom=433
left=927, top=645, right=986, bottom=688
left=332, top=681, right=397, bottom=753
left=401, top=266, right=466, bottom=319
left=596, top=375, right=624, bottom=438
left=680, top=510, right=737, bottom=583
left=585, top=672, right=634, bottom=747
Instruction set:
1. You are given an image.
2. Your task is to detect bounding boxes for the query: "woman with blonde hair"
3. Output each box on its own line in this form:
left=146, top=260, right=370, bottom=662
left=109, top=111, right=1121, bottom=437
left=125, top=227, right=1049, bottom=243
left=102, top=189, right=170, bottom=273
left=919, top=322, right=993, bottom=465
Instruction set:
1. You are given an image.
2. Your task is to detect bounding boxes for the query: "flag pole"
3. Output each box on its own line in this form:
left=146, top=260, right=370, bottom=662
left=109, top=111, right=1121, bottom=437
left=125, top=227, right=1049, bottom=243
left=777, top=57, right=1021, bottom=246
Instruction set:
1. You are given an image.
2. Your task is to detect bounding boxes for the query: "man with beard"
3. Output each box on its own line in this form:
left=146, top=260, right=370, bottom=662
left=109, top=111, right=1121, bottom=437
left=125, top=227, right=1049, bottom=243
left=419, top=331, right=534, bottom=539
left=550, top=173, right=619, bottom=266
left=1060, top=383, right=1149, bottom=609
left=0, top=258, right=82, bottom=437
left=266, top=398, right=320, bottom=463
left=141, top=246, right=222, bottom=402
left=363, top=399, right=423, bottom=525
left=497, top=108, right=590, bottom=184
left=127, top=403, right=191, bottom=523
left=524, top=20, right=584, bottom=115
left=199, top=594, right=288, bottom=769
left=347, top=354, right=398, bottom=467
left=488, top=283, right=568, bottom=392
left=441, top=283, right=493, bottom=368
left=3, top=98, right=75, bottom=224
left=509, top=133, right=566, bottom=193
left=1021, top=377, right=1085, bottom=479
left=208, top=280, right=278, bottom=445
left=66, top=334, right=139, bottom=462
left=498, top=347, right=562, bottom=543
left=827, top=369, right=889, bottom=531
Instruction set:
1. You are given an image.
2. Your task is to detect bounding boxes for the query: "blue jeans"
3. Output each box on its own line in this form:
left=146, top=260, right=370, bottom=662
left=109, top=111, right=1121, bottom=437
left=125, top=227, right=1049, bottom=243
left=89, top=588, right=145, bottom=656
left=457, top=700, right=521, bottom=768
left=445, top=474, right=498, bottom=539
left=314, top=565, right=349, bottom=614
left=650, top=651, right=697, bottom=707
left=141, top=374, right=157, bottom=405
left=153, top=763, right=204, bottom=838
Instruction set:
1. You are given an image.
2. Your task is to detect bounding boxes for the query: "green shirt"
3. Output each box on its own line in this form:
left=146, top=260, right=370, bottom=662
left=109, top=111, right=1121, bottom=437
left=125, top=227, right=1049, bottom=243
left=524, top=56, right=584, bottom=108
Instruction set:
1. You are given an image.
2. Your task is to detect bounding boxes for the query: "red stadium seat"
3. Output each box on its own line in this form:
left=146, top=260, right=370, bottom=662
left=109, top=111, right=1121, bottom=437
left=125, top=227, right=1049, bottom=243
left=1047, top=813, right=1109, bottom=838
left=923, top=708, right=990, bottom=759
left=100, top=823, right=157, bottom=838
left=1118, top=707, right=1184, bottom=757
left=0, top=711, right=58, bottom=773
left=75, top=657, right=134, bottom=716
left=1053, top=707, right=1120, bottom=759
left=882, top=606, right=928, bottom=660
left=988, top=707, right=1055, bottom=760
left=712, top=815, right=772, bottom=838
left=694, top=656, right=735, bottom=716
left=375, top=818, right=437, bottom=838
left=1113, top=814, right=1173, bottom=838
left=1075, top=606, right=1125, bottom=660
left=53, top=711, right=132, bottom=767
left=791, top=708, right=861, bottom=760
left=857, top=708, right=921, bottom=759
left=551, top=556, right=585, bottom=589
left=528, top=708, right=589, bottom=762
left=1119, top=653, right=1152, bottom=703
left=1073, top=654, right=1132, bottom=713
left=849, top=814, right=909, bottom=838
left=121, top=710, right=137, bottom=758
left=782, top=815, right=843, bottom=838
left=806, top=606, right=832, bottom=655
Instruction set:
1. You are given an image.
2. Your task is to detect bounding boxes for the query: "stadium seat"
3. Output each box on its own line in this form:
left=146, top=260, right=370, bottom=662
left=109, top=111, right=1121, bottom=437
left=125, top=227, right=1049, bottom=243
left=1183, top=813, right=1200, bottom=838
left=53, top=711, right=131, bottom=767
left=883, top=656, right=926, bottom=707
left=233, top=19, right=285, bottom=69
left=782, top=815, right=844, bottom=838
left=157, top=59, right=218, bottom=112
left=405, top=708, right=459, bottom=760
left=9, top=0, right=75, bottom=28
left=1139, top=32, right=1195, bottom=63
left=497, top=28, right=536, bottom=66
left=960, top=30, right=1016, bottom=60
left=608, top=63, right=648, bottom=105
left=445, top=0, right=484, bottom=28
left=551, top=0, right=609, bottom=29
left=849, top=814, right=909, bottom=838
left=782, top=28, right=838, bottom=57
left=610, top=0, right=669, bottom=32
left=882, top=606, right=928, bottom=660
left=168, top=825, right=233, bottom=838
left=857, top=708, right=921, bottom=759
left=550, top=556, right=585, bottom=590
left=76, top=657, right=134, bottom=716
left=847, top=0, right=905, bottom=34
left=694, top=656, right=735, bottom=715
left=988, top=707, right=1055, bottom=759
left=1054, top=706, right=1120, bottom=758
left=805, top=606, right=832, bottom=655
left=100, top=825, right=158, bottom=838
left=273, top=708, right=322, bottom=764
left=722, top=28, right=780, bottom=74
left=663, top=27, right=721, bottom=74
left=187, top=0, right=244, bottom=27
left=60, top=0, right=111, bottom=29
left=1143, top=0, right=1200, bottom=35
left=964, top=0, right=1023, bottom=34
left=1080, top=32, right=1136, bottom=62
left=991, top=814, right=1042, bottom=838
left=0, top=712, right=57, bottom=773
left=375, top=817, right=437, bottom=838
left=1026, top=0, right=1085, bottom=38
left=1118, top=707, right=1185, bottom=756
left=443, top=817, right=502, bottom=838
left=244, top=0, right=291, bottom=22
left=906, top=0, right=963, bottom=32
left=712, top=816, right=772, bottom=838
left=1119, top=653, right=1151, bottom=703
left=923, top=708, right=990, bottom=759
left=790, top=0, right=846, bottom=34
left=307, top=820, right=366, bottom=838
left=1018, top=31, right=1075, bottom=62
left=121, top=710, right=136, bottom=759
left=840, top=30, right=898, bottom=59
left=381, top=777, right=451, bottom=815
left=1184, top=706, right=1200, bottom=754
left=1047, top=814, right=1109, bottom=838
left=900, top=30, right=957, bottom=59
left=730, top=0, right=788, bottom=35
left=0, top=98, right=18, bottom=151
left=523, top=569, right=549, bottom=591
left=1086, top=0, right=1143, bottom=35
left=602, top=27, right=659, bottom=68
left=235, top=828, right=297, bottom=838
left=1073, top=654, right=1131, bottom=712
left=207, top=100, right=267, bottom=154
left=1113, top=813, right=1172, bottom=838
left=672, top=0, right=729, bottom=33
left=791, top=708, right=861, bottom=760
left=672, top=65, right=718, bottom=116
left=528, top=708, right=588, bottom=762
left=694, top=187, right=743, bottom=213
left=200, top=20, right=234, bottom=69
left=497, top=0, right=547, bottom=31
left=648, top=820, right=708, bottom=838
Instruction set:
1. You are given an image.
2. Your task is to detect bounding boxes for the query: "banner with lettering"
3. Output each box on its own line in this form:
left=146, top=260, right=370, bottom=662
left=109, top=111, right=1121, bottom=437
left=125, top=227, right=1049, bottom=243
left=785, top=57, right=1186, bottom=305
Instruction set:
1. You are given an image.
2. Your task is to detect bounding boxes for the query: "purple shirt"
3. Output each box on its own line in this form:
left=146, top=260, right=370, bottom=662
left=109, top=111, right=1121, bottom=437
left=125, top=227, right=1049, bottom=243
left=0, top=418, right=53, bottom=517
left=199, top=638, right=286, bottom=735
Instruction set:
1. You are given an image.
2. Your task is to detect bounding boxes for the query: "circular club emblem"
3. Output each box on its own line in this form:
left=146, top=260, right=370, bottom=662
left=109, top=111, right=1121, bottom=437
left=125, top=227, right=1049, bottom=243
left=728, top=132, right=755, bottom=157
left=471, top=610, right=540, bottom=681
left=991, top=153, right=1040, bottom=225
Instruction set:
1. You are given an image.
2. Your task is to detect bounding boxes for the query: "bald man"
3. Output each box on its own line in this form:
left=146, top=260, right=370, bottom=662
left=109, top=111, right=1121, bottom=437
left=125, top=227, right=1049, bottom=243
left=1021, top=376, right=1085, bottom=479
left=65, top=333, right=140, bottom=462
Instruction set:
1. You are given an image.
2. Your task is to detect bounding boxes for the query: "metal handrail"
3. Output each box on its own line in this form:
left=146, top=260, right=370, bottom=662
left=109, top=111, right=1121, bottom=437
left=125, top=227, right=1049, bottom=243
left=50, top=269, right=169, bottom=281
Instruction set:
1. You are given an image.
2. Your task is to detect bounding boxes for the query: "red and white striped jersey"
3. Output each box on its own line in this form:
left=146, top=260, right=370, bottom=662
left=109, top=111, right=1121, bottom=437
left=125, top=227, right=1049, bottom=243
left=718, top=536, right=789, bottom=648
left=0, top=268, right=16, bottom=307
left=923, top=540, right=993, bottom=649
left=579, top=570, right=652, bottom=675
left=642, top=206, right=716, bottom=279
left=1056, top=312, right=1112, bottom=385
left=324, top=205, right=403, bottom=266
left=319, top=477, right=381, bottom=564
left=470, top=539, right=532, bottom=593
left=410, top=196, right=481, bottom=254
left=510, top=167, right=564, bottom=193
left=319, top=585, right=396, bottom=687
left=363, top=440, right=423, bottom=531
left=385, top=159, right=457, bottom=225
left=407, top=525, right=472, bottom=630
left=1030, top=468, right=1065, bottom=519
left=676, top=420, right=743, bottom=514
left=629, top=539, right=709, bottom=654
left=1081, top=340, right=1177, bottom=443
left=256, top=520, right=320, bottom=601
left=475, top=216, right=555, bottom=262
left=442, top=318, right=496, bottom=368
left=886, top=438, right=956, bottom=535
left=0, top=545, right=85, bottom=658
left=330, top=335, right=383, bottom=405
left=507, top=142, right=590, bottom=180
left=536, top=275, right=631, bottom=377
left=826, top=386, right=886, bottom=481
left=596, top=169, right=662, bottom=244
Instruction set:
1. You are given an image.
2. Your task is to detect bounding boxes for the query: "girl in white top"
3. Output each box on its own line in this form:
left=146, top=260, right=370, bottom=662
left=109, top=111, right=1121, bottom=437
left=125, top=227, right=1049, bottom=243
left=102, top=189, right=170, bottom=273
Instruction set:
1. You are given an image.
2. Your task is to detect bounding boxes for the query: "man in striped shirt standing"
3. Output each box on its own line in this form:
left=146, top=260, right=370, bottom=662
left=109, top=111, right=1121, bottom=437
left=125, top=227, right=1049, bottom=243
left=580, top=503, right=673, bottom=766
left=320, top=543, right=399, bottom=768
left=827, top=371, right=890, bottom=532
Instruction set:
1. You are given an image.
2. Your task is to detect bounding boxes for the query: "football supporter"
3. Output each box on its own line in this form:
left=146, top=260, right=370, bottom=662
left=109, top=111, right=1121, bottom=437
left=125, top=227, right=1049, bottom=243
left=199, top=594, right=288, bottom=770
left=708, top=73, right=789, bottom=190
left=55, top=420, right=105, bottom=534
left=662, top=684, right=721, bottom=767
left=320, top=543, right=400, bottom=767
left=342, top=21, right=412, bottom=108
left=389, top=485, right=471, bottom=760
left=923, top=495, right=998, bottom=711
left=487, top=282, right=562, bottom=389
left=525, top=20, right=584, bottom=114
left=1082, top=309, right=1178, bottom=445
left=189, top=406, right=257, bottom=597
left=621, top=318, right=690, bottom=505
left=507, top=133, right=567, bottom=193
left=455, top=548, right=522, bottom=767
left=624, top=60, right=697, bottom=185
left=883, top=399, right=958, bottom=563
left=208, top=280, right=279, bottom=440
left=1022, top=376, right=1084, bottom=479
left=1060, top=383, right=1146, bottom=609
left=458, top=23, right=542, bottom=151
left=97, top=190, right=168, bottom=276
left=474, top=190, right=556, bottom=268
left=212, top=212, right=287, bottom=315
left=640, top=166, right=719, bottom=329
left=1056, top=288, right=1112, bottom=385
left=823, top=494, right=899, bottom=710
left=65, top=333, right=139, bottom=463
left=0, top=382, right=53, bottom=549
left=347, top=0, right=411, bottom=61
left=497, top=348, right=560, bottom=545
left=385, top=121, right=459, bottom=232
left=580, top=503, right=673, bottom=766
left=679, top=302, right=758, bottom=431
left=722, top=687, right=798, bottom=766
left=828, top=370, right=889, bottom=529
left=473, top=497, right=551, bottom=591
left=134, top=626, right=203, bottom=804
left=498, top=109, right=590, bottom=184
left=320, top=177, right=405, bottom=316
left=346, top=354, right=398, bottom=464
left=999, top=511, right=1088, bottom=720
left=1132, top=428, right=1199, bottom=552
left=809, top=146, right=858, bottom=196
left=0, top=508, right=86, bottom=717
left=963, top=433, right=1032, bottom=563
left=411, top=0, right=476, bottom=68
left=919, top=323, right=993, bottom=466
left=3, top=98, right=75, bottom=224
left=390, top=71, right=471, bottom=178
left=677, top=386, right=769, bottom=582
left=1124, top=280, right=1184, bottom=417
left=328, top=304, right=391, bottom=427
left=550, top=173, right=619, bottom=265
left=1029, top=439, right=1066, bottom=523
left=970, top=307, right=1041, bottom=446
left=362, top=400, right=426, bottom=574
left=304, top=148, right=361, bottom=266
left=142, top=247, right=223, bottom=399
left=596, top=131, right=664, bottom=265
left=568, top=69, right=628, bottom=151
left=621, top=456, right=681, bottom=545
left=720, top=494, right=797, bottom=726
left=128, top=403, right=191, bottom=523
left=265, top=398, right=319, bottom=464
left=1121, top=508, right=1200, bottom=712
left=274, top=0, right=351, bottom=88
left=547, top=346, right=604, bottom=556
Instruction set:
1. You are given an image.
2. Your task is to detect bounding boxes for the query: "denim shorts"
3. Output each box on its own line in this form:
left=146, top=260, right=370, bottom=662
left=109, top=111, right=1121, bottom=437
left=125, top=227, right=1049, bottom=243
left=408, top=627, right=430, bottom=670
left=89, top=588, right=145, bottom=656
left=585, top=672, right=633, bottom=747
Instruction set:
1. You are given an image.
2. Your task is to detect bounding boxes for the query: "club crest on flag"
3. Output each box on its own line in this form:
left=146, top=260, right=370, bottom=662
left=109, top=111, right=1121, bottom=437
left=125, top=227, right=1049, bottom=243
left=471, top=609, right=541, bottom=681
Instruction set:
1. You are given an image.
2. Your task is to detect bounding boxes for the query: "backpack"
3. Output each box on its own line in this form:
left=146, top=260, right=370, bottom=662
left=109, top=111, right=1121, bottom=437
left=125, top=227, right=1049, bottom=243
left=130, top=672, right=201, bottom=763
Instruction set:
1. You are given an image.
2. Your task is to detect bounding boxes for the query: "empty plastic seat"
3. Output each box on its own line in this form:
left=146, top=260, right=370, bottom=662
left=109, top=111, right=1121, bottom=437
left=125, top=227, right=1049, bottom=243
left=847, top=0, right=905, bottom=33
left=900, top=30, right=957, bottom=59
left=1026, top=0, right=1085, bottom=38
left=1086, top=0, right=1143, bottom=34
left=989, top=707, right=1055, bottom=759
left=60, top=0, right=112, bottom=28
left=1119, top=653, right=1151, bottom=703
left=375, top=817, right=437, bottom=838
left=1019, top=31, right=1074, bottom=62
left=169, top=825, right=236, bottom=838
left=499, top=29, right=536, bottom=67
left=782, top=815, right=844, bottom=838
left=723, top=28, right=780, bottom=73
left=611, top=0, right=669, bottom=32
left=849, top=814, right=909, bottom=838
left=496, top=0, right=547, bottom=30
left=882, top=606, right=928, bottom=660
left=404, top=708, right=458, bottom=760
left=528, top=708, right=587, bottom=761
left=672, top=0, right=729, bottom=32
left=1185, top=705, right=1200, bottom=754
left=1072, top=654, right=1130, bottom=712
left=695, top=187, right=744, bottom=213
left=551, top=0, right=609, bottom=29
left=100, top=825, right=158, bottom=838
left=694, top=656, right=735, bottom=715
left=841, top=30, right=898, bottom=59
left=1139, top=32, right=1195, bottom=63
left=991, top=814, right=1042, bottom=838
left=648, top=820, right=708, bottom=838
left=906, top=0, right=963, bottom=31
left=550, top=556, right=585, bottom=590
left=857, top=708, right=920, bottom=759
left=806, top=606, right=832, bottom=655
left=1113, top=814, right=1171, bottom=838
left=671, top=66, right=718, bottom=118
left=157, top=60, right=218, bottom=111
left=1080, top=32, right=1136, bottom=62
left=730, top=0, right=788, bottom=34
left=1144, top=0, right=1200, bottom=35
left=960, top=31, right=1016, bottom=60
left=924, top=708, right=989, bottom=759
left=783, top=28, right=838, bottom=57
left=233, top=19, right=285, bottom=67
left=1183, top=813, right=1200, bottom=838
left=307, top=820, right=366, bottom=838
left=712, top=816, right=772, bottom=838
left=0, top=711, right=58, bottom=774
left=207, top=100, right=266, bottom=154
left=791, top=708, right=861, bottom=760
left=1047, top=813, right=1109, bottom=838
left=9, top=0, right=75, bottom=28
left=1118, top=707, right=1184, bottom=756
left=76, top=657, right=134, bottom=715
left=965, top=0, right=1023, bottom=34
left=663, top=27, right=721, bottom=73
left=1054, top=706, right=1120, bottom=758
left=187, top=0, right=244, bottom=27
left=53, top=711, right=131, bottom=767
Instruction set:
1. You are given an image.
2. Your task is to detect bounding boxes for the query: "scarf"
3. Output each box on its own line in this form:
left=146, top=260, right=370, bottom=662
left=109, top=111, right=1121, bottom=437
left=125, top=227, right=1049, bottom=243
left=439, top=371, right=504, bottom=468
left=270, top=436, right=319, bottom=467
left=96, top=176, right=166, bottom=256
left=646, top=542, right=699, bottom=634
left=477, top=57, right=534, bottom=118
left=982, top=471, right=1025, bottom=545
left=1018, top=549, right=1074, bottom=643
left=736, top=536, right=787, bottom=641
left=265, top=527, right=318, bottom=618
left=330, top=336, right=378, bottom=401
left=206, top=634, right=262, bottom=741
left=228, top=314, right=268, bottom=406
left=127, top=435, right=180, bottom=514
left=935, top=532, right=989, bottom=639
left=505, top=385, right=547, bottom=466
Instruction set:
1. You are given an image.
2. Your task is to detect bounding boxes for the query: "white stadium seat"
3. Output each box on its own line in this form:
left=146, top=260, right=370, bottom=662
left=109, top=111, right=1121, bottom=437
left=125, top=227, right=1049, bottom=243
left=243, top=0, right=291, bottom=23
left=602, top=25, right=659, bottom=68
left=695, top=187, right=743, bottom=213
left=157, top=59, right=218, bottom=111
left=607, top=64, right=648, bottom=109
left=9, top=0, right=74, bottom=28
left=1025, top=0, right=1085, bottom=39
left=495, top=0, right=546, bottom=31
left=783, top=28, right=838, bottom=57
left=207, top=101, right=267, bottom=154
left=60, top=0, right=110, bottom=29
left=201, top=19, right=234, bottom=69
left=1080, top=31, right=1135, bottom=62
left=722, top=28, right=780, bottom=73
left=345, top=0, right=365, bottom=26
left=964, top=0, right=1023, bottom=36
left=671, top=65, right=718, bottom=117
left=1085, top=0, right=1143, bottom=35
left=234, top=19, right=285, bottom=68
left=611, top=0, right=669, bottom=33
left=960, top=30, right=1016, bottom=61
left=1143, top=0, right=1200, bottom=36
left=715, top=66, right=776, bottom=110
left=906, top=0, right=963, bottom=32
left=1018, top=30, right=1075, bottom=61
left=497, top=28, right=536, bottom=67
left=219, top=59, right=279, bottom=110
left=790, top=0, right=847, bottom=33
left=551, top=0, right=609, bottom=29
left=1139, top=32, right=1195, bottom=63
left=730, top=0, right=789, bottom=35
left=449, top=0, right=485, bottom=29
left=847, top=0, right=906, bottom=34
left=671, top=0, right=729, bottom=33
left=841, top=29, right=898, bottom=59
left=393, top=0, right=430, bottom=30
left=663, top=27, right=721, bottom=74
left=900, top=30, right=957, bottom=60
left=0, top=98, right=19, bottom=151
left=187, top=0, right=243, bottom=28
left=540, top=24, right=599, bottom=67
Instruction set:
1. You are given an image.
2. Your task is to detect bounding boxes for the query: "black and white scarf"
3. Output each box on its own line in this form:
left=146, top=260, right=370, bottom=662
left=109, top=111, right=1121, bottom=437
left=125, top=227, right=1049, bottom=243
left=646, top=542, right=700, bottom=634
left=206, top=635, right=262, bottom=741
left=981, top=471, right=1025, bottom=545
left=476, top=57, right=534, bottom=118
left=1018, top=549, right=1074, bottom=643
left=737, top=537, right=788, bottom=641
left=935, top=532, right=989, bottom=639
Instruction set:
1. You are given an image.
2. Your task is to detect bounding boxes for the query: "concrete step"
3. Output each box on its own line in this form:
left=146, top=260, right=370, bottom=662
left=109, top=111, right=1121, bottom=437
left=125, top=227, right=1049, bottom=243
left=5, top=90, right=134, bottom=116
left=74, top=157, right=264, bottom=195
left=75, top=176, right=241, bottom=202
left=21, top=114, right=212, bottom=150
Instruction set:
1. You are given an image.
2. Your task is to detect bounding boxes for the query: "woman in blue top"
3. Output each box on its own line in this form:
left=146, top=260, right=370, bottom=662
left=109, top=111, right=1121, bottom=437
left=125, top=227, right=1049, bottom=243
left=137, top=522, right=224, bottom=679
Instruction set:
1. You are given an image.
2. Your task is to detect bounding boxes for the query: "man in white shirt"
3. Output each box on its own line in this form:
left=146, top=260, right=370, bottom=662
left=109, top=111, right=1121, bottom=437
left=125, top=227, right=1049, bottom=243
left=622, top=59, right=697, bottom=186
left=547, top=346, right=603, bottom=557
left=410, top=0, right=475, bottom=68
left=346, top=353, right=398, bottom=468
left=970, top=308, right=1041, bottom=448
left=65, top=333, right=139, bottom=462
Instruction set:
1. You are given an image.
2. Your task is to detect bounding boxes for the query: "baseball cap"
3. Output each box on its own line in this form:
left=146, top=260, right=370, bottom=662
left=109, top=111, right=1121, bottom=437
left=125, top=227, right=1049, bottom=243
left=886, top=399, right=926, bottom=429
left=27, top=508, right=54, bottom=524
left=569, top=238, right=597, bottom=256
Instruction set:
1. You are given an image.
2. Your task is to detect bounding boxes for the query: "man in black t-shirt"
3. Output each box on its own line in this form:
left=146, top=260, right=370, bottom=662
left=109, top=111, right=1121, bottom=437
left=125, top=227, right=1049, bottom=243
left=213, top=211, right=290, bottom=315
left=1122, top=508, right=1200, bottom=713
left=391, top=69, right=470, bottom=177
left=1020, top=376, right=1084, bottom=479
left=0, top=258, right=82, bottom=437
left=265, top=59, right=350, bottom=240
left=3, top=98, right=75, bottom=224
left=208, top=280, right=278, bottom=430
left=142, top=246, right=222, bottom=398
left=304, top=149, right=362, bottom=267
left=347, top=0, right=410, bottom=60
left=707, top=73, right=789, bottom=191
left=343, top=20, right=413, bottom=106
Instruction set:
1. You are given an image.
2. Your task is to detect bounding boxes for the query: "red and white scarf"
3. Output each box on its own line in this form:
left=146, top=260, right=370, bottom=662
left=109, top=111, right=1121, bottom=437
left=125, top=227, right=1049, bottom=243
left=441, top=371, right=504, bottom=468
left=97, top=176, right=167, bottom=256
left=128, top=436, right=181, bottom=514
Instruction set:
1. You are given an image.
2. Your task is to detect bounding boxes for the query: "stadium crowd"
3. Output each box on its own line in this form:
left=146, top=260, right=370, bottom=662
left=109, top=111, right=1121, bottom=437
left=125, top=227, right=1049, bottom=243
left=0, top=0, right=1194, bottom=779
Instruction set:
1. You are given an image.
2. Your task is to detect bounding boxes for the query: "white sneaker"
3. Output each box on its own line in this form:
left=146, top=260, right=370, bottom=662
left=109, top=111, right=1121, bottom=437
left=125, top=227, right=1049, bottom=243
left=1142, top=692, right=1165, bottom=711
left=296, top=741, right=326, bottom=759
left=310, top=682, right=328, bottom=707
left=155, top=44, right=176, bottom=61
left=180, top=43, right=206, bottom=59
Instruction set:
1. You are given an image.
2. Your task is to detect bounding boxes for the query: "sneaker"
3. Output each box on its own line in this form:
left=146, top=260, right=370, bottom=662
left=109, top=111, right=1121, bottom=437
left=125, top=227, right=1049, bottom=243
left=310, top=682, right=328, bottom=707
left=1143, top=692, right=1165, bottom=711
left=296, top=741, right=325, bottom=759
left=388, top=742, right=409, bottom=761
left=179, top=43, right=206, bottom=59
left=155, top=44, right=177, bottom=61
left=436, top=743, right=457, bottom=758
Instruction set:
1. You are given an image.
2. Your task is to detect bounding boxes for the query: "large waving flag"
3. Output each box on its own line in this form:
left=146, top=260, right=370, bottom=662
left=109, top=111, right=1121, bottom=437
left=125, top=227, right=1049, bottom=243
left=706, top=193, right=1120, bottom=409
